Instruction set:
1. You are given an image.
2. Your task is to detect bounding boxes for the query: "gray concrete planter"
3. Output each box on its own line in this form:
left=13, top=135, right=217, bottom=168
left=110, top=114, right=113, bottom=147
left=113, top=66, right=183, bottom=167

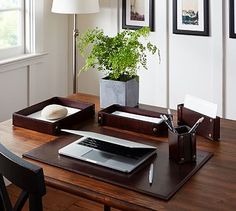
left=100, top=77, right=139, bottom=108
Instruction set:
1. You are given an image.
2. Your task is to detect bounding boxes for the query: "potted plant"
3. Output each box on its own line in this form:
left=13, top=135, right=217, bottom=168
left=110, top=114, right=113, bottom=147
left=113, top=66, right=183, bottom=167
left=77, top=27, right=159, bottom=108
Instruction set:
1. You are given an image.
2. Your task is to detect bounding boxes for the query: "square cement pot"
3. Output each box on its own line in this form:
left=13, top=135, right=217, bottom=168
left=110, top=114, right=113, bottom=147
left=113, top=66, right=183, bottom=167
left=100, top=77, right=139, bottom=108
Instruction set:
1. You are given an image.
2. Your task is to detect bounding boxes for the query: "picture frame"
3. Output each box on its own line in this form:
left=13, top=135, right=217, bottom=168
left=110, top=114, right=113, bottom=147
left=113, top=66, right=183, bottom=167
left=173, top=0, right=209, bottom=36
left=230, top=0, right=236, bottom=38
left=122, top=0, right=154, bottom=31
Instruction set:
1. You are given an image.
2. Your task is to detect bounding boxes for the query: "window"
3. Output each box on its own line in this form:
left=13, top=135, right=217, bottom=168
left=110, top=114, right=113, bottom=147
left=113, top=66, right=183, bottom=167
left=0, top=0, right=24, bottom=60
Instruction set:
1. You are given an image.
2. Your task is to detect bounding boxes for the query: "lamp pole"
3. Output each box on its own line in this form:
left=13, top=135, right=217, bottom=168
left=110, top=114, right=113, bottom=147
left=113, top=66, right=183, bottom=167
left=72, top=14, right=79, bottom=93
left=51, top=0, right=100, bottom=94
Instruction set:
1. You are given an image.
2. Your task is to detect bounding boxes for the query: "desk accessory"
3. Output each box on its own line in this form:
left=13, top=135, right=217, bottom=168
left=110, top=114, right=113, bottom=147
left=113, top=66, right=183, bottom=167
left=59, top=129, right=157, bottom=173
left=41, top=104, right=68, bottom=120
left=168, top=125, right=197, bottom=164
left=98, top=104, right=168, bottom=137
left=178, top=104, right=220, bottom=141
left=23, top=132, right=212, bottom=200
left=160, top=114, right=177, bottom=133
left=148, top=163, right=154, bottom=185
left=13, top=97, right=95, bottom=135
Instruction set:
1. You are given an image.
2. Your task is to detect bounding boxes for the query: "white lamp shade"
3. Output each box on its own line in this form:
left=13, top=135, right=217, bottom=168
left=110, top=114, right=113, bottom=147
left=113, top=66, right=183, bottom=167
left=51, top=0, right=100, bottom=14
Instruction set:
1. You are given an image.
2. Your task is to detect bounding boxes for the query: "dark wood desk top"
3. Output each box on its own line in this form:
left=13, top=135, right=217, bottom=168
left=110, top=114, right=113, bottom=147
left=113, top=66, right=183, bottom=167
left=0, top=93, right=236, bottom=211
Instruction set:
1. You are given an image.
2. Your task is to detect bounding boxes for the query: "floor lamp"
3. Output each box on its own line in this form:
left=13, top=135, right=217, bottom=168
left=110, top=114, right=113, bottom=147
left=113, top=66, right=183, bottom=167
left=51, top=0, right=100, bottom=93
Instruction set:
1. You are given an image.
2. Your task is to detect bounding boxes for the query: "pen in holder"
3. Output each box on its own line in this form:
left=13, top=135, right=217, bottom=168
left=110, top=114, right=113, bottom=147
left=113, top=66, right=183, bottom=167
left=168, top=125, right=196, bottom=164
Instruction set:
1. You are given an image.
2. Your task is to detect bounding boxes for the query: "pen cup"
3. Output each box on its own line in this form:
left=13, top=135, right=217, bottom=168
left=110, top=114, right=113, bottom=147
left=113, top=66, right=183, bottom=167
left=168, top=125, right=196, bottom=164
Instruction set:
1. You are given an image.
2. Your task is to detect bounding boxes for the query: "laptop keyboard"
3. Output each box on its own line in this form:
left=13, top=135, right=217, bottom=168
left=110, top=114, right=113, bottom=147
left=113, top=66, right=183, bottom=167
left=78, top=137, right=154, bottom=160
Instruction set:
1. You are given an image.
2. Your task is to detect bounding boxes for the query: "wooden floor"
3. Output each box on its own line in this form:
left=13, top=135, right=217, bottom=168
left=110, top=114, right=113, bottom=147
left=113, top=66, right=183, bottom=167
left=7, top=184, right=121, bottom=211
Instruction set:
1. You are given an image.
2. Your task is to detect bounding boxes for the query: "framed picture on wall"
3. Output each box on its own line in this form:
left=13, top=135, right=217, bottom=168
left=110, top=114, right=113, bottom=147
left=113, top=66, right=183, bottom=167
left=122, top=0, right=154, bottom=31
left=173, top=0, right=209, bottom=36
left=230, top=0, right=236, bottom=38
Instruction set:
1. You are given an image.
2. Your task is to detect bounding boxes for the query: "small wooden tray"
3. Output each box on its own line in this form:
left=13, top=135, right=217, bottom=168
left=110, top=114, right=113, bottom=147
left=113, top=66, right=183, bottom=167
left=13, top=97, right=95, bottom=135
left=98, top=104, right=168, bottom=136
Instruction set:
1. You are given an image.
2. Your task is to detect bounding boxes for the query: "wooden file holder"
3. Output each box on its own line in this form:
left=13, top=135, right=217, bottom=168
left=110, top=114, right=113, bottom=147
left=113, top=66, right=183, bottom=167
left=177, top=104, right=220, bottom=141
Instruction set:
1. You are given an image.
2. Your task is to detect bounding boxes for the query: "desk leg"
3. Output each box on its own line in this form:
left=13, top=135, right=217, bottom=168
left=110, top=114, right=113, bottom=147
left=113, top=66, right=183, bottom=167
left=104, top=205, right=111, bottom=211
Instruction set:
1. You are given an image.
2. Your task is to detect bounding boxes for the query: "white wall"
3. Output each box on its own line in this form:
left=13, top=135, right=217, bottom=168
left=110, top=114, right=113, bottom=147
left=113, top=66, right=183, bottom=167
left=225, top=0, right=236, bottom=120
left=43, top=0, right=69, bottom=99
left=169, top=0, right=225, bottom=116
left=0, top=67, right=28, bottom=121
left=77, top=0, right=236, bottom=120
left=77, top=0, right=118, bottom=95
left=138, top=0, right=168, bottom=108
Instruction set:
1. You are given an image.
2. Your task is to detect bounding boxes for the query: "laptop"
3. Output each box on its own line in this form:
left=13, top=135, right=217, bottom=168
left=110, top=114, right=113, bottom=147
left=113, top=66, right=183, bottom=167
left=59, top=129, right=157, bottom=173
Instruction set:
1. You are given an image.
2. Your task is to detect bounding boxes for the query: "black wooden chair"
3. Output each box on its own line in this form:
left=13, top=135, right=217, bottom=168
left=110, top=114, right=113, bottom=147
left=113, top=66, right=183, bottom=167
left=0, top=142, right=46, bottom=211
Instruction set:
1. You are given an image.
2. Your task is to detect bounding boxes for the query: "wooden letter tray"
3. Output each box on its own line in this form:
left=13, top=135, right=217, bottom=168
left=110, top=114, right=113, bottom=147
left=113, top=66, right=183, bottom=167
left=177, top=104, right=220, bottom=141
left=13, top=97, right=95, bottom=135
left=98, top=104, right=168, bottom=136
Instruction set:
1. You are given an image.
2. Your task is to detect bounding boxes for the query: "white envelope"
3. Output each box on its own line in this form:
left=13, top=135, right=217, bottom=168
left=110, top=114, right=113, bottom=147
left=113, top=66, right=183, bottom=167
left=184, top=95, right=217, bottom=118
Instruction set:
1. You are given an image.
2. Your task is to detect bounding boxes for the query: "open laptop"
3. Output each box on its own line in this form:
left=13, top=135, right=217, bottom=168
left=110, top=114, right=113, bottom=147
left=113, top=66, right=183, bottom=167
left=59, top=129, right=157, bottom=173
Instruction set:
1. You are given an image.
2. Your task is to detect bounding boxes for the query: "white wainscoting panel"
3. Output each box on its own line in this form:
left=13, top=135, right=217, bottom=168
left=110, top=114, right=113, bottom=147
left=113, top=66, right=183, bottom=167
left=0, top=67, right=28, bottom=121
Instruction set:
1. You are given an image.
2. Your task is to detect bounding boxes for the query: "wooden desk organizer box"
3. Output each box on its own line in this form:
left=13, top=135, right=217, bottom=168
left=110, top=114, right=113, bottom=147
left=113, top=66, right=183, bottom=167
left=13, top=97, right=95, bottom=135
left=177, top=104, right=220, bottom=141
left=169, top=125, right=196, bottom=164
left=98, top=104, right=168, bottom=137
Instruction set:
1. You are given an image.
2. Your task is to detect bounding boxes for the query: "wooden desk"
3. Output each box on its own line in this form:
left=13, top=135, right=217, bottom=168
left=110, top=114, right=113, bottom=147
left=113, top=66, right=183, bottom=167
left=0, top=93, right=236, bottom=211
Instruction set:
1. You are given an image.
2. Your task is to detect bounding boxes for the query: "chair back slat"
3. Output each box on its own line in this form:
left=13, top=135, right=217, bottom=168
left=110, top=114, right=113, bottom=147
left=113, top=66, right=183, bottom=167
left=0, top=175, right=13, bottom=210
left=13, top=191, right=28, bottom=211
left=0, top=143, right=46, bottom=211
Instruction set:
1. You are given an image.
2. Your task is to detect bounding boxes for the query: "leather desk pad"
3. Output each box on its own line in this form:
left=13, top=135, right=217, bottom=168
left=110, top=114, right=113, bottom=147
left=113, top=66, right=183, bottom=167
left=23, top=134, right=212, bottom=200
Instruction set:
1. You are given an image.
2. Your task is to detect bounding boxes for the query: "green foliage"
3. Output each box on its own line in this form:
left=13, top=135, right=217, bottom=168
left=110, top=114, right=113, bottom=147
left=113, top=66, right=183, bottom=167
left=0, top=11, right=19, bottom=48
left=77, top=27, right=159, bottom=81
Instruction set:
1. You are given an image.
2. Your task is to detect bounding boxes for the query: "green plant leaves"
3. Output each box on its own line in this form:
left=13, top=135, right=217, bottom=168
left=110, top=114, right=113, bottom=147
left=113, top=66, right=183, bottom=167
left=77, top=27, right=159, bottom=81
